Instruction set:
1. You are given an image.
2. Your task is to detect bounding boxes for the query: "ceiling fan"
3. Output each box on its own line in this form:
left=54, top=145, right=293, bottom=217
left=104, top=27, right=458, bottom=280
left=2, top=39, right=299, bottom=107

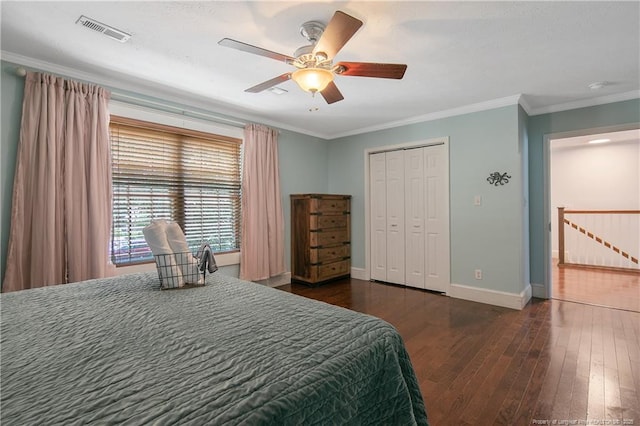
left=218, top=10, right=407, bottom=104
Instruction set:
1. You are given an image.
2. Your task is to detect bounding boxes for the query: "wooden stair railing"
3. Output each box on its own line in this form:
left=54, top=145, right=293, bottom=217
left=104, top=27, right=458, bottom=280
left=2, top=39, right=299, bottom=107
left=558, top=208, right=639, bottom=270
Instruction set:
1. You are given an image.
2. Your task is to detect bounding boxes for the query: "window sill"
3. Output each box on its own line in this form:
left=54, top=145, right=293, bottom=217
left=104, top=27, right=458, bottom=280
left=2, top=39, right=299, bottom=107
left=114, top=251, right=241, bottom=276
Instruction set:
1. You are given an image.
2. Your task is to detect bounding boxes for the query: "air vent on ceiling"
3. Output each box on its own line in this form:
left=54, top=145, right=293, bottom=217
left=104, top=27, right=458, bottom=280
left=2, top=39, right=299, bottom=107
left=76, top=15, right=130, bottom=43
left=268, top=87, right=288, bottom=95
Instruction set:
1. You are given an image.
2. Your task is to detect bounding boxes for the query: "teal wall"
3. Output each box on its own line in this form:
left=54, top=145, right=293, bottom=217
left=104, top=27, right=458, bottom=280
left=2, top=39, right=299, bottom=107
left=518, top=105, right=530, bottom=290
left=2, top=58, right=638, bottom=296
left=329, top=105, right=529, bottom=295
left=527, top=98, right=640, bottom=286
left=0, top=60, right=328, bottom=283
left=1, top=62, right=24, bottom=284
left=278, top=129, right=329, bottom=270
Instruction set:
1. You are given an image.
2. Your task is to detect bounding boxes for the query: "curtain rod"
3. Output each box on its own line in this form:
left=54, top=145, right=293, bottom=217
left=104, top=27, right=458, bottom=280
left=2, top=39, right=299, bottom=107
left=13, top=65, right=247, bottom=129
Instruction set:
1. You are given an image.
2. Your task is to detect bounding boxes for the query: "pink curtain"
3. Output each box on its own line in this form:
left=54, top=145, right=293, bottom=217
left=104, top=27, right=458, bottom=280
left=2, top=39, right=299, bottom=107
left=3, top=72, right=114, bottom=292
left=240, top=124, right=286, bottom=281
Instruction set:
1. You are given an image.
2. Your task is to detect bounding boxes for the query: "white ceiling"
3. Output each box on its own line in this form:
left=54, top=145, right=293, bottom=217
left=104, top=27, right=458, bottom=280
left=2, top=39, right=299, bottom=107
left=551, top=128, right=640, bottom=150
left=1, top=1, right=639, bottom=139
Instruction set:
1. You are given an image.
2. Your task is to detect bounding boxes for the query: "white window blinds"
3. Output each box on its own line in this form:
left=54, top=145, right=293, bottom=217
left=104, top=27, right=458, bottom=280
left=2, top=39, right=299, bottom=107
left=109, top=116, right=242, bottom=265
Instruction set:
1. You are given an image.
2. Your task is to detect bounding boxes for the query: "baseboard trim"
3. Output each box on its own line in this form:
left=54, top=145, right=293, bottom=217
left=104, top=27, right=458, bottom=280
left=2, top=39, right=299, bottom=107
left=350, top=267, right=368, bottom=281
left=531, top=282, right=547, bottom=299
left=257, top=272, right=291, bottom=288
left=448, top=283, right=532, bottom=310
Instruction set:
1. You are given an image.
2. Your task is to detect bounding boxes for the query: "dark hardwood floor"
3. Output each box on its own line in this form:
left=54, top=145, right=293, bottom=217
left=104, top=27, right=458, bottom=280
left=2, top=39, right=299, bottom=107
left=277, top=279, right=640, bottom=426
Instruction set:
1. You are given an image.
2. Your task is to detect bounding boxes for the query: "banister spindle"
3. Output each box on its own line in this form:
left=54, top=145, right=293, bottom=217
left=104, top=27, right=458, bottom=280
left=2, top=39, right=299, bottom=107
left=558, top=207, right=565, bottom=266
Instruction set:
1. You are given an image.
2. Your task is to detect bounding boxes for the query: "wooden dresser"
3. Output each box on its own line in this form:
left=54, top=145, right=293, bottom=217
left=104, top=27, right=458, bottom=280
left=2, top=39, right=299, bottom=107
left=290, top=194, right=351, bottom=285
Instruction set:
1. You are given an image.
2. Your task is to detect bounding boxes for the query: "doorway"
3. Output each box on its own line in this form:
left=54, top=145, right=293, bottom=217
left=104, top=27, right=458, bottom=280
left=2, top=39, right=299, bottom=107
left=548, top=128, right=640, bottom=311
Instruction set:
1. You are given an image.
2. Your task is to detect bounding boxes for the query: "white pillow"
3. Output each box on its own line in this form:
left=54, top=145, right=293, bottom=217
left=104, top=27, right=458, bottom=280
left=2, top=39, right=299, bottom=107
left=143, top=220, right=184, bottom=289
left=165, top=221, right=202, bottom=284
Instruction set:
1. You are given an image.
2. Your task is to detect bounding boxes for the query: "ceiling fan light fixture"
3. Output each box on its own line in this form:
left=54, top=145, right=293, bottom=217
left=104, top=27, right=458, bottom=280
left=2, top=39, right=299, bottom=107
left=291, top=68, right=333, bottom=93
left=219, top=10, right=405, bottom=104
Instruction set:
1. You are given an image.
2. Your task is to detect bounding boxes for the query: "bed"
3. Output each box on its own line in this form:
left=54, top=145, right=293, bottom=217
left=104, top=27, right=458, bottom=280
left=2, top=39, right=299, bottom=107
left=1, top=271, right=428, bottom=425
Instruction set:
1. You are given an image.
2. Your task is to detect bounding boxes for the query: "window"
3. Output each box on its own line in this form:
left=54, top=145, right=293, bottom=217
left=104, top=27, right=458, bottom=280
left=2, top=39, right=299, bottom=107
left=109, top=116, right=242, bottom=266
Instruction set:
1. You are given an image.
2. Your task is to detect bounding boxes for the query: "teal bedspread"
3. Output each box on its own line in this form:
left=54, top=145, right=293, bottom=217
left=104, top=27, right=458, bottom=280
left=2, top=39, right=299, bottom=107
left=1, top=272, right=428, bottom=425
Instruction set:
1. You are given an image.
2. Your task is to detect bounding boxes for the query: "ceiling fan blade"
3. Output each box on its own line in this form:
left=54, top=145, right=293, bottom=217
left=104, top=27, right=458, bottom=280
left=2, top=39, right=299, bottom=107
left=335, top=62, right=407, bottom=79
left=313, top=11, right=363, bottom=59
left=219, top=38, right=294, bottom=64
left=245, top=73, right=291, bottom=93
left=320, top=81, right=344, bottom=104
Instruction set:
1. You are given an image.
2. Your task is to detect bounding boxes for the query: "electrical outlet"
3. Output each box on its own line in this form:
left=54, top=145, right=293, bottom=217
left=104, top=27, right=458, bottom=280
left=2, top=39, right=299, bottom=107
left=475, top=269, right=482, bottom=280
left=474, top=195, right=482, bottom=206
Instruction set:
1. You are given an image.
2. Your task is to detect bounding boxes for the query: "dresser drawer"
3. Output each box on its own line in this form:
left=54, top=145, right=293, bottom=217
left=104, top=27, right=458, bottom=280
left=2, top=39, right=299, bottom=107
left=310, top=244, right=350, bottom=264
left=316, top=260, right=350, bottom=280
left=291, top=194, right=351, bottom=285
left=311, top=198, right=349, bottom=213
left=310, top=229, right=349, bottom=247
left=310, top=214, right=348, bottom=230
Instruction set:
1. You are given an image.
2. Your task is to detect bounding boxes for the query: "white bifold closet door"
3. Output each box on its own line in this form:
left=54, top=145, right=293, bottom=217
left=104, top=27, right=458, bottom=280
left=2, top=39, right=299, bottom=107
left=369, top=144, right=449, bottom=292
left=370, top=152, right=388, bottom=282
left=404, top=147, right=426, bottom=288
left=385, top=150, right=406, bottom=285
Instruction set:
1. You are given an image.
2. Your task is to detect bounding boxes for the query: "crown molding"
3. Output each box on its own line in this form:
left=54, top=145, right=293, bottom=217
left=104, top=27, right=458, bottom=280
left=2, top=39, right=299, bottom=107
left=4, top=51, right=638, bottom=140
left=0, top=51, right=329, bottom=139
left=517, top=94, right=533, bottom=115
left=0, top=51, right=247, bottom=123
left=4, top=51, right=524, bottom=140
left=327, top=94, right=525, bottom=139
left=326, top=90, right=640, bottom=139
left=528, top=90, right=640, bottom=116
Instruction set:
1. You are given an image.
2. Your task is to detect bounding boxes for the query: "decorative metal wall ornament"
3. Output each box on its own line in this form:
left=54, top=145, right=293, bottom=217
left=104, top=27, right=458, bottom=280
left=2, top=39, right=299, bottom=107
left=487, top=172, right=511, bottom=186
